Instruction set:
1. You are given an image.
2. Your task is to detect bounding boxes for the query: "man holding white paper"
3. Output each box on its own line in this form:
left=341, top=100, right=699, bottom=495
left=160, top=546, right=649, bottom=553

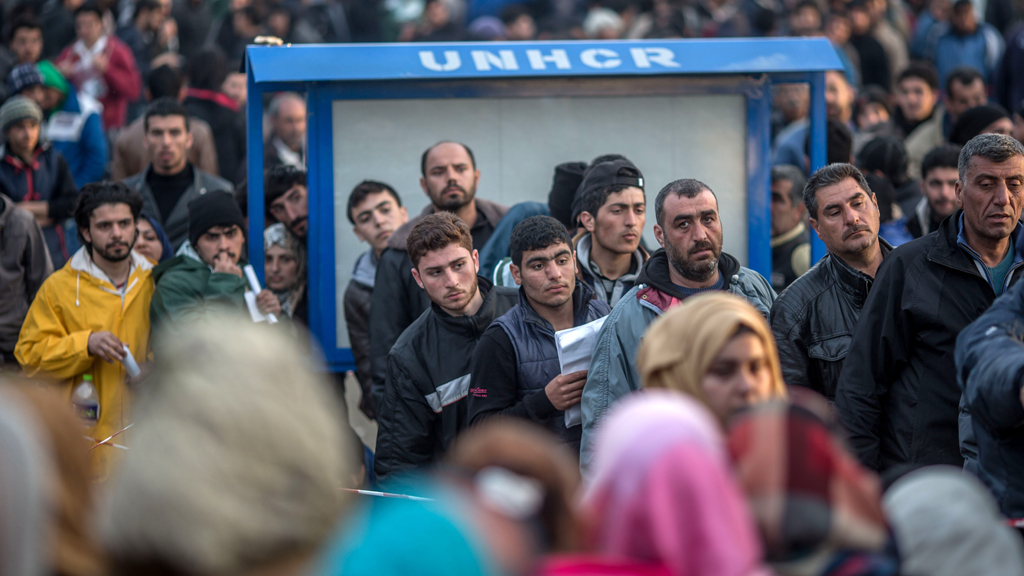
left=467, top=216, right=610, bottom=453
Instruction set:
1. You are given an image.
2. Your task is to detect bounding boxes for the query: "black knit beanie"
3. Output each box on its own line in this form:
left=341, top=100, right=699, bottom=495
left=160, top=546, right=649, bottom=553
left=188, top=191, right=246, bottom=247
left=950, top=104, right=1010, bottom=146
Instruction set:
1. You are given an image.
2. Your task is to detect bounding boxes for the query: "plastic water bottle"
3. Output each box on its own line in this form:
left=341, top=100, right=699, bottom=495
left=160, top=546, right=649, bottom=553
left=71, top=375, right=100, bottom=426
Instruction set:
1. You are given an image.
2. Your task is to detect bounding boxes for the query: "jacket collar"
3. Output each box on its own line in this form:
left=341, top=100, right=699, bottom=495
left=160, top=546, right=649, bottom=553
left=826, top=237, right=893, bottom=299
left=517, top=279, right=598, bottom=333
left=575, top=232, right=645, bottom=284
left=636, top=248, right=741, bottom=301
left=185, top=88, right=240, bottom=112
left=430, top=275, right=502, bottom=334
left=387, top=198, right=507, bottom=251
left=927, top=210, right=1024, bottom=278
left=770, top=222, right=806, bottom=248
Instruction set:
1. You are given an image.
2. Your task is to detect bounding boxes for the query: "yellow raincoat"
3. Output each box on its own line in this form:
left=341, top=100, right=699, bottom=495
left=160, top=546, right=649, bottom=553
left=16, top=247, right=154, bottom=480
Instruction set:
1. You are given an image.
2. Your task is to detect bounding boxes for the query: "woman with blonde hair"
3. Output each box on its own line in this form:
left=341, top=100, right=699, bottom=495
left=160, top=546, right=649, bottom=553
left=637, top=292, right=786, bottom=422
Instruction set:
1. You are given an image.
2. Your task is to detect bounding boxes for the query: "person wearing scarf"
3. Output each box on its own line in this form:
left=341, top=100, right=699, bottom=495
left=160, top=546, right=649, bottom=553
left=728, top=392, right=900, bottom=576
left=264, top=223, right=307, bottom=323
left=636, top=292, right=787, bottom=423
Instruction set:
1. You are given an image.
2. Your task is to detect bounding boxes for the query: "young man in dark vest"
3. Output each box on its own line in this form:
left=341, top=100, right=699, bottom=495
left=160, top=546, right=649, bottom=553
left=468, top=216, right=610, bottom=453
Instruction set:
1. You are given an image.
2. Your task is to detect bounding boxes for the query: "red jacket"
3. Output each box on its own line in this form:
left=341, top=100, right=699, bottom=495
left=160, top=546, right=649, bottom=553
left=55, top=36, right=141, bottom=130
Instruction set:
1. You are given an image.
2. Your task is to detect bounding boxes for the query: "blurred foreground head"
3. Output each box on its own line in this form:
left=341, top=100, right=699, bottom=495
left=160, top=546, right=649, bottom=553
left=97, top=315, right=354, bottom=576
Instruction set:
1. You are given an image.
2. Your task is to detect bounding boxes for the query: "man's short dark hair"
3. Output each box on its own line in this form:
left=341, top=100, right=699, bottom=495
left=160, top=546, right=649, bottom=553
left=346, top=180, right=402, bottom=224
left=857, top=136, right=909, bottom=186
left=144, top=97, right=189, bottom=133
left=958, top=133, right=1024, bottom=181
left=898, top=61, right=940, bottom=90
left=803, top=163, right=872, bottom=219
left=146, top=65, right=182, bottom=100
left=771, top=164, right=807, bottom=206
left=7, top=15, right=41, bottom=44
left=509, top=215, right=573, bottom=268
left=794, top=0, right=822, bottom=15
left=406, top=212, right=473, bottom=269
left=133, top=0, right=161, bottom=21
left=74, top=182, right=144, bottom=251
left=945, top=65, right=984, bottom=96
left=73, top=1, right=104, bottom=20
left=187, top=48, right=227, bottom=92
left=265, top=165, right=307, bottom=215
left=853, top=85, right=891, bottom=120
left=420, top=141, right=476, bottom=177
left=576, top=161, right=644, bottom=223
left=654, top=179, right=716, bottom=227
left=921, top=144, right=962, bottom=180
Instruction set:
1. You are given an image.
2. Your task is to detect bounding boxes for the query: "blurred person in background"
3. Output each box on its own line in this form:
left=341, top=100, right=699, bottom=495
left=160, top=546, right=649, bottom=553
left=895, top=62, right=944, bottom=179
left=931, top=0, right=1004, bottom=86
left=111, top=64, right=219, bottom=181
left=0, top=96, right=79, bottom=269
left=264, top=92, right=306, bottom=170
left=907, top=144, right=960, bottom=237
left=583, top=391, right=770, bottom=576
left=857, top=135, right=920, bottom=218
left=944, top=66, right=988, bottom=131
left=16, top=182, right=154, bottom=481
left=0, top=193, right=52, bottom=371
left=774, top=71, right=855, bottom=170
left=55, top=1, right=141, bottom=131
left=221, top=67, right=246, bottom=109
left=636, top=292, right=787, bottom=424
left=501, top=4, right=536, bottom=39
left=133, top=212, right=171, bottom=263
left=768, top=164, right=809, bottom=292
left=728, top=393, right=899, bottom=576
left=949, top=103, right=1013, bottom=145
left=264, top=223, right=306, bottom=323
left=127, top=98, right=232, bottom=249
left=344, top=179, right=408, bottom=418
left=265, top=165, right=309, bottom=239
left=97, top=315, right=355, bottom=576
left=183, top=48, right=246, bottom=184
left=883, top=467, right=1024, bottom=576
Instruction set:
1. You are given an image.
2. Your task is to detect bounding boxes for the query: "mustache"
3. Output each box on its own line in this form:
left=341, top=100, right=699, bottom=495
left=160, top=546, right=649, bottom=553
left=843, top=224, right=871, bottom=240
left=444, top=183, right=466, bottom=194
left=688, top=240, right=716, bottom=255
left=290, top=216, right=307, bottom=229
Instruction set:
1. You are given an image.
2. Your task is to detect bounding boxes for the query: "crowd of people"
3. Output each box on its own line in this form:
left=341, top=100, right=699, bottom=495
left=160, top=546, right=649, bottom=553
left=4, top=0, right=1024, bottom=573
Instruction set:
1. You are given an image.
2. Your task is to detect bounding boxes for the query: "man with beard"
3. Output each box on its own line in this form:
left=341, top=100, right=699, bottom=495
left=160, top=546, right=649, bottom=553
left=908, top=145, right=961, bottom=237
left=467, top=216, right=610, bottom=453
left=373, top=212, right=517, bottom=481
left=264, top=93, right=306, bottom=170
left=149, top=191, right=259, bottom=334
left=368, top=141, right=508, bottom=410
left=579, top=178, right=776, bottom=472
left=126, top=98, right=233, bottom=250
left=266, top=165, right=309, bottom=239
left=16, top=182, right=154, bottom=479
left=836, top=134, right=1024, bottom=473
left=771, top=163, right=891, bottom=401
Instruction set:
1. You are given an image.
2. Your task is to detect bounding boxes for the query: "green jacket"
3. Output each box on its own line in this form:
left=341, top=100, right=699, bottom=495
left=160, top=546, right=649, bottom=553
left=150, top=251, right=248, bottom=334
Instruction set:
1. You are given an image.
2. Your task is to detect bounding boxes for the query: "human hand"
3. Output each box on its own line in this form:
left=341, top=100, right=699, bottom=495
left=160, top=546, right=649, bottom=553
left=212, top=252, right=243, bottom=278
left=92, top=52, right=110, bottom=74
left=256, top=289, right=282, bottom=316
left=545, top=369, right=587, bottom=410
left=88, top=331, right=126, bottom=363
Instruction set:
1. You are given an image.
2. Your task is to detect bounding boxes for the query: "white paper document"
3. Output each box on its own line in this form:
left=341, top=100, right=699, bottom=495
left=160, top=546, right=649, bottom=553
left=244, top=291, right=269, bottom=323
left=555, top=316, right=607, bottom=428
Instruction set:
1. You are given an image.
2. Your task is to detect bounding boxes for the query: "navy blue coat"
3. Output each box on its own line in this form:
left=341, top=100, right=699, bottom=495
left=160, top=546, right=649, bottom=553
left=956, top=276, right=1024, bottom=519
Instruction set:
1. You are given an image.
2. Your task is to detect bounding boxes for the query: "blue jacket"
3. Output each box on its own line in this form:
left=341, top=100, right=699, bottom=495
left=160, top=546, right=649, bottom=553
left=932, top=24, right=1004, bottom=85
left=955, top=275, right=1024, bottom=519
left=45, top=89, right=107, bottom=187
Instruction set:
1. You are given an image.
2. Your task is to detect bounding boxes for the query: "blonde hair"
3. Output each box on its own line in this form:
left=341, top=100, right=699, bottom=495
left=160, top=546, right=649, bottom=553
left=637, top=292, right=786, bottom=406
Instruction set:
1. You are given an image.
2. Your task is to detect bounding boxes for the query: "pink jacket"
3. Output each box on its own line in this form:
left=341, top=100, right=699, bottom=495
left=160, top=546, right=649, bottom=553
left=55, top=36, right=141, bottom=130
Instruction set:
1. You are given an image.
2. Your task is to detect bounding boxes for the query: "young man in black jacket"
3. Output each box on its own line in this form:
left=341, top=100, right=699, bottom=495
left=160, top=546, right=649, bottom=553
left=373, top=212, right=517, bottom=481
left=836, top=134, right=1024, bottom=473
left=468, top=216, right=610, bottom=453
left=771, top=163, right=890, bottom=401
left=367, top=141, right=508, bottom=411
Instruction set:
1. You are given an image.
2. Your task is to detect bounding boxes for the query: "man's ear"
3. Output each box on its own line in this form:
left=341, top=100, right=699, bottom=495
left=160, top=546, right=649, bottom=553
left=510, top=262, right=522, bottom=285
left=955, top=179, right=965, bottom=208
left=809, top=217, right=820, bottom=236
left=580, top=211, right=596, bottom=233
left=420, top=176, right=428, bottom=196
left=472, top=249, right=480, bottom=273
left=412, top=267, right=424, bottom=289
left=653, top=223, right=666, bottom=248
left=80, top=226, right=92, bottom=245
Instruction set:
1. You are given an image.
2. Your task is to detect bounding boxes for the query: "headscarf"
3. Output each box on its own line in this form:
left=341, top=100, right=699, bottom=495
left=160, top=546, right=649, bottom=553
left=140, top=212, right=173, bottom=264
left=264, top=223, right=306, bottom=318
left=315, top=481, right=499, bottom=576
left=637, top=292, right=786, bottom=407
left=445, top=420, right=583, bottom=553
left=883, top=466, right=1024, bottom=576
left=727, top=391, right=897, bottom=576
left=36, top=61, right=70, bottom=112
left=584, top=391, right=770, bottom=576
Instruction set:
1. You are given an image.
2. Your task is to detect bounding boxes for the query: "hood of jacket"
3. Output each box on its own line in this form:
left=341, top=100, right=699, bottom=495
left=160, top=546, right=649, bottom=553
left=636, top=248, right=742, bottom=301
left=68, top=245, right=153, bottom=299
left=575, top=232, right=646, bottom=285
left=516, top=276, right=603, bottom=331
left=386, top=198, right=510, bottom=251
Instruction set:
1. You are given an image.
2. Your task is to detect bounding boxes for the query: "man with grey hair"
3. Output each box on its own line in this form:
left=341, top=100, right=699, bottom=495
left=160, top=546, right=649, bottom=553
left=579, top=177, right=775, bottom=471
left=97, top=314, right=355, bottom=576
left=770, top=164, right=810, bottom=291
left=836, top=134, right=1024, bottom=473
left=771, top=163, right=892, bottom=401
left=264, top=92, right=306, bottom=169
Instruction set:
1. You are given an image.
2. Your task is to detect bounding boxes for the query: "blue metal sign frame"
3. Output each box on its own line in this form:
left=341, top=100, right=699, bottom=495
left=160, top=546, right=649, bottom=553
left=245, top=39, right=841, bottom=371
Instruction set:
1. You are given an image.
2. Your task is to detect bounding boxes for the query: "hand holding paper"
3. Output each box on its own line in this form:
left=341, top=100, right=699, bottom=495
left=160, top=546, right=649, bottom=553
left=555, top=316, right=608, bottom=427
left=243, top=265, right=278, bottom=324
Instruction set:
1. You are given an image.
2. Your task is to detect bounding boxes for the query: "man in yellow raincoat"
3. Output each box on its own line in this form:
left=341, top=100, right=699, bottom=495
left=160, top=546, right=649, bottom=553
left=16, top=181, right=154, bottom=480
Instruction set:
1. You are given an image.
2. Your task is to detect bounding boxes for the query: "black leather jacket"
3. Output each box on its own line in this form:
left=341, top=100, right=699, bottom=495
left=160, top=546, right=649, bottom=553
left=770, top=239, right=893, bottom=401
